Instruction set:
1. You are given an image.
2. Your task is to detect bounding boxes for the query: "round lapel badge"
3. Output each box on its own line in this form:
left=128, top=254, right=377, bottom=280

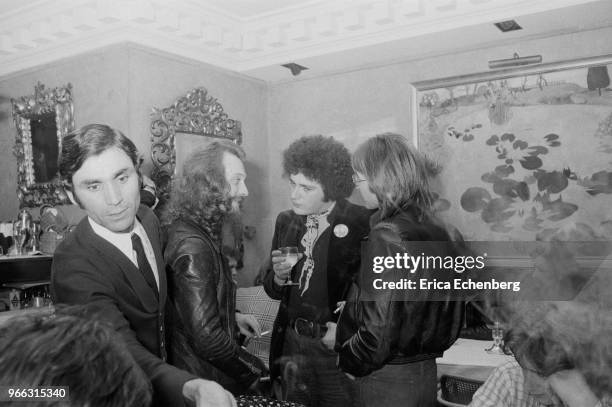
left=333, top=224, right=349, bottom=238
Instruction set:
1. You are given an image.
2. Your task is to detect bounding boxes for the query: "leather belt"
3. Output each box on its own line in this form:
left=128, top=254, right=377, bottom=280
left=289, top=317, right=328, bottom=338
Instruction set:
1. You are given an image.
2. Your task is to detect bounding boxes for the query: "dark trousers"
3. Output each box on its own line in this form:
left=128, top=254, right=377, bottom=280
left=280, top=329, right=356, bottom=407
left=352, top=359, right=437, bottom=407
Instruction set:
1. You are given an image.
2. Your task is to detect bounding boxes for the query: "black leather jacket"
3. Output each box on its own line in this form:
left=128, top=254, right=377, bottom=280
left=336, top=207, right=465, bottom=377
left=164, top=218, right=266, bottom=390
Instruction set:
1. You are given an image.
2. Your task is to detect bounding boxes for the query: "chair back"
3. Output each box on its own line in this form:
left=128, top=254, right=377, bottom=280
left=235, top=285, right=280, bottom=367
left=439, top=374, right=484, bottom=405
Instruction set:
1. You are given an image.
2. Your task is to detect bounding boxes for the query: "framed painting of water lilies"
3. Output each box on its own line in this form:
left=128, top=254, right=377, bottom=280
left=413, top=55, right=612, bottom=242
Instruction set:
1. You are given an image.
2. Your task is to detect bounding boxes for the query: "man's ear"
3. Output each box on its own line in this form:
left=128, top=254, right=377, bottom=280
left=66, top=188, right=82, bottom=208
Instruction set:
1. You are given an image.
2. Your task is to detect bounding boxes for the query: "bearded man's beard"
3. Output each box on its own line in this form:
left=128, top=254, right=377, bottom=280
left=227, top=196, right=244, bottom=214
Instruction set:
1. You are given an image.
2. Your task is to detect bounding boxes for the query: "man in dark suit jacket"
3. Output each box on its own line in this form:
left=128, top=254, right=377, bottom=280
left=263, top=135, right=372, bottom=407
left=51, top=124, right=235, bottom=407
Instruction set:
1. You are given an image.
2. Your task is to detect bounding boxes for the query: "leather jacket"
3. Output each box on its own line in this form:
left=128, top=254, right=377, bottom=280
left=164, top=218, right=266, bottom=389
left=336, top=207, right=465, bottom=377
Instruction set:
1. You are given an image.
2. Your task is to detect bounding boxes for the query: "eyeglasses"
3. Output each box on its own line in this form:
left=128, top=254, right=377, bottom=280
left=352, top=174, right=367, bottom=185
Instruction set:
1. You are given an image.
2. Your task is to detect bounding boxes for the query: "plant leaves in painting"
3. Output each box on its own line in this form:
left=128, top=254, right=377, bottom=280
left=543, top=196, right=578, bottom=221
left=482, top=172, right=502, bottom=183
left=578, top=170, right=612, bottom=195
left=461, top=187, right=491, bottom=212
left=513, top=140, right=528, bottom=150
left=523, top=210, right=544, bottom=231
left=519, top=155, right=543, bottom=170
left=544, top=133, right=560, bottom=142
left=494, top=165, right=515, bottom=177
left=534, top=170, right=569, bottom=193
left=528, top=146, right=549, bottom=156
left=486, top=135, right=499, bottom=146
left=481, top=197, right=515, bottom=223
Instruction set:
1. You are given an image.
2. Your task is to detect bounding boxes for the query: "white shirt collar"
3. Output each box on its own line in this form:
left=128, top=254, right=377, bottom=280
left=88, top=217, right=141, bottom=265
left=88, top=217, right=159, bottom=289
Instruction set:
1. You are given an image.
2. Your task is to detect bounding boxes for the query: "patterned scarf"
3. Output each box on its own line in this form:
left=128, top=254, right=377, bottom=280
left=297, top=205, right=333, bottom=296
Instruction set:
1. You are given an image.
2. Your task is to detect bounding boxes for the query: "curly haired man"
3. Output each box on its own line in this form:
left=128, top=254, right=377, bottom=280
left=163, top=141, right=268, bottom=395
left=263, top=135, right=372, bottom=407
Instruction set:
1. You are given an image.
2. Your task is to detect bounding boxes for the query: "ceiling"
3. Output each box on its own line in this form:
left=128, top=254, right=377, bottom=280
left=0, top=0, right=611, bottom=83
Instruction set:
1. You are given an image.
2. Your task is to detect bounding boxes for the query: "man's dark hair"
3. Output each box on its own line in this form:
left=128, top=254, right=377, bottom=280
left=59, top=124, right=140, bottom=189
left=0, top=306, right=152, bottom=407
left=282, top=135, right=353, bottom=201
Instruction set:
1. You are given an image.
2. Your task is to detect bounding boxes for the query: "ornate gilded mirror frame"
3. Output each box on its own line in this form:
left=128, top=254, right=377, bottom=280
left=150, top=87, right=242, bottom=204
left=11, top=82, right=74, bottom=207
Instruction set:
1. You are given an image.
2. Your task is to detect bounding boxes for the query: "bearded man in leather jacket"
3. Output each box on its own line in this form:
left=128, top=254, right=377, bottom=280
left=263, top=135, right=372, bottom=407
left=163, top=141, right=268, bottom=394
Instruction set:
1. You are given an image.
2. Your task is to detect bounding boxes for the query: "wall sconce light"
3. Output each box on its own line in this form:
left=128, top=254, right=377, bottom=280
left=488, top=53, right=542, bottom=69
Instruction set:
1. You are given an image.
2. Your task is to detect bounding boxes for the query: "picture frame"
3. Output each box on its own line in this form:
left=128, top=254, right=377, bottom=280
left=11, top=82, right=74, bottom=208
left=412, top=55, right=612, bottom=242
left=149, top=86, right=242, bottom=206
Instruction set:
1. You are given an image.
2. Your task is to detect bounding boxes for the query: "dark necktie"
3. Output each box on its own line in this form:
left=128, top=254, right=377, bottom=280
left=131, top=233, right=158, bottom=293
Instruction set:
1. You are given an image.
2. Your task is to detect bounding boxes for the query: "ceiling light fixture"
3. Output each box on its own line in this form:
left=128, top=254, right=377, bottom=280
left=281, top=62, right=308, bottom=76
left=494, top=20, right=522, bottom=32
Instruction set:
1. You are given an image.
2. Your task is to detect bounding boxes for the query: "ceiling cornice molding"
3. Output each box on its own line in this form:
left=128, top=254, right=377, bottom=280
left=0, top=0, right=606, bottom=79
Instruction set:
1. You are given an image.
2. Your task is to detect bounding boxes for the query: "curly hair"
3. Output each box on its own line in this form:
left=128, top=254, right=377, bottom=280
left=283, top=135, right=353, bottom=201
left=162, top=141, right=245, bottom=239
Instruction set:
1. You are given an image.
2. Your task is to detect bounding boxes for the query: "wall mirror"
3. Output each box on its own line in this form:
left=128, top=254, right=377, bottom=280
left=11, top=82, right=74, bottom=207
left=150, top=87, right=242, bottom=206
left=150, top=87, right=245, bottom=265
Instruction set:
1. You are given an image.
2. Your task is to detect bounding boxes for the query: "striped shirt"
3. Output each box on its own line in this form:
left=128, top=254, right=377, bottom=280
left=469, top=360, right=540, bottom=407
left=470, top=360, right=610, bottom=407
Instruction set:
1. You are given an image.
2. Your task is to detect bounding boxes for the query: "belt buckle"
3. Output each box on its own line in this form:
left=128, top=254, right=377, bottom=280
left=294, top=317, right=315, bottom=338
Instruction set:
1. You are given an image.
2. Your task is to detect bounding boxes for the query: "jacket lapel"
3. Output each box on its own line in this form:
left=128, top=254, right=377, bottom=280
left=81, top=218, right=159, bottom=313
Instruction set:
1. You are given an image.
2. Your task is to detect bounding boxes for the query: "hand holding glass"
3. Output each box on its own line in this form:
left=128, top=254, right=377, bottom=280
left=279, top=246, right=300, bottom=286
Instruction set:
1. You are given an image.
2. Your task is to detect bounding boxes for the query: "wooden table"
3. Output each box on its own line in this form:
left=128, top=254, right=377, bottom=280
left=0, top=254, right=53, bottom=284
left=437, top=339, right=514, bottom=382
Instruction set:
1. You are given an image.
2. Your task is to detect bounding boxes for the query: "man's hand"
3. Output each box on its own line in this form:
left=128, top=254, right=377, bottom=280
left=336, top=355, right=356, bottom=380
left=321, top=322, right=337, bottom=350
left=236, top=312, right=261, bottom=338
left=271, top=249, right=302, bottom=285
left=547, top=370, right=599, bottom=407
left=183, top=379, right=236, bottom=407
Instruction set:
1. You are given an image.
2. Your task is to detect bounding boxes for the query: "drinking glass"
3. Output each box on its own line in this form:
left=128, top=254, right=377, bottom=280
left=485, top=321, right=505, bottom=354
left=13, top=220, right=27, bottom=255
left=29, top=221, right=41, bottom=254
left=279, top=246, right=300, bottom=286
